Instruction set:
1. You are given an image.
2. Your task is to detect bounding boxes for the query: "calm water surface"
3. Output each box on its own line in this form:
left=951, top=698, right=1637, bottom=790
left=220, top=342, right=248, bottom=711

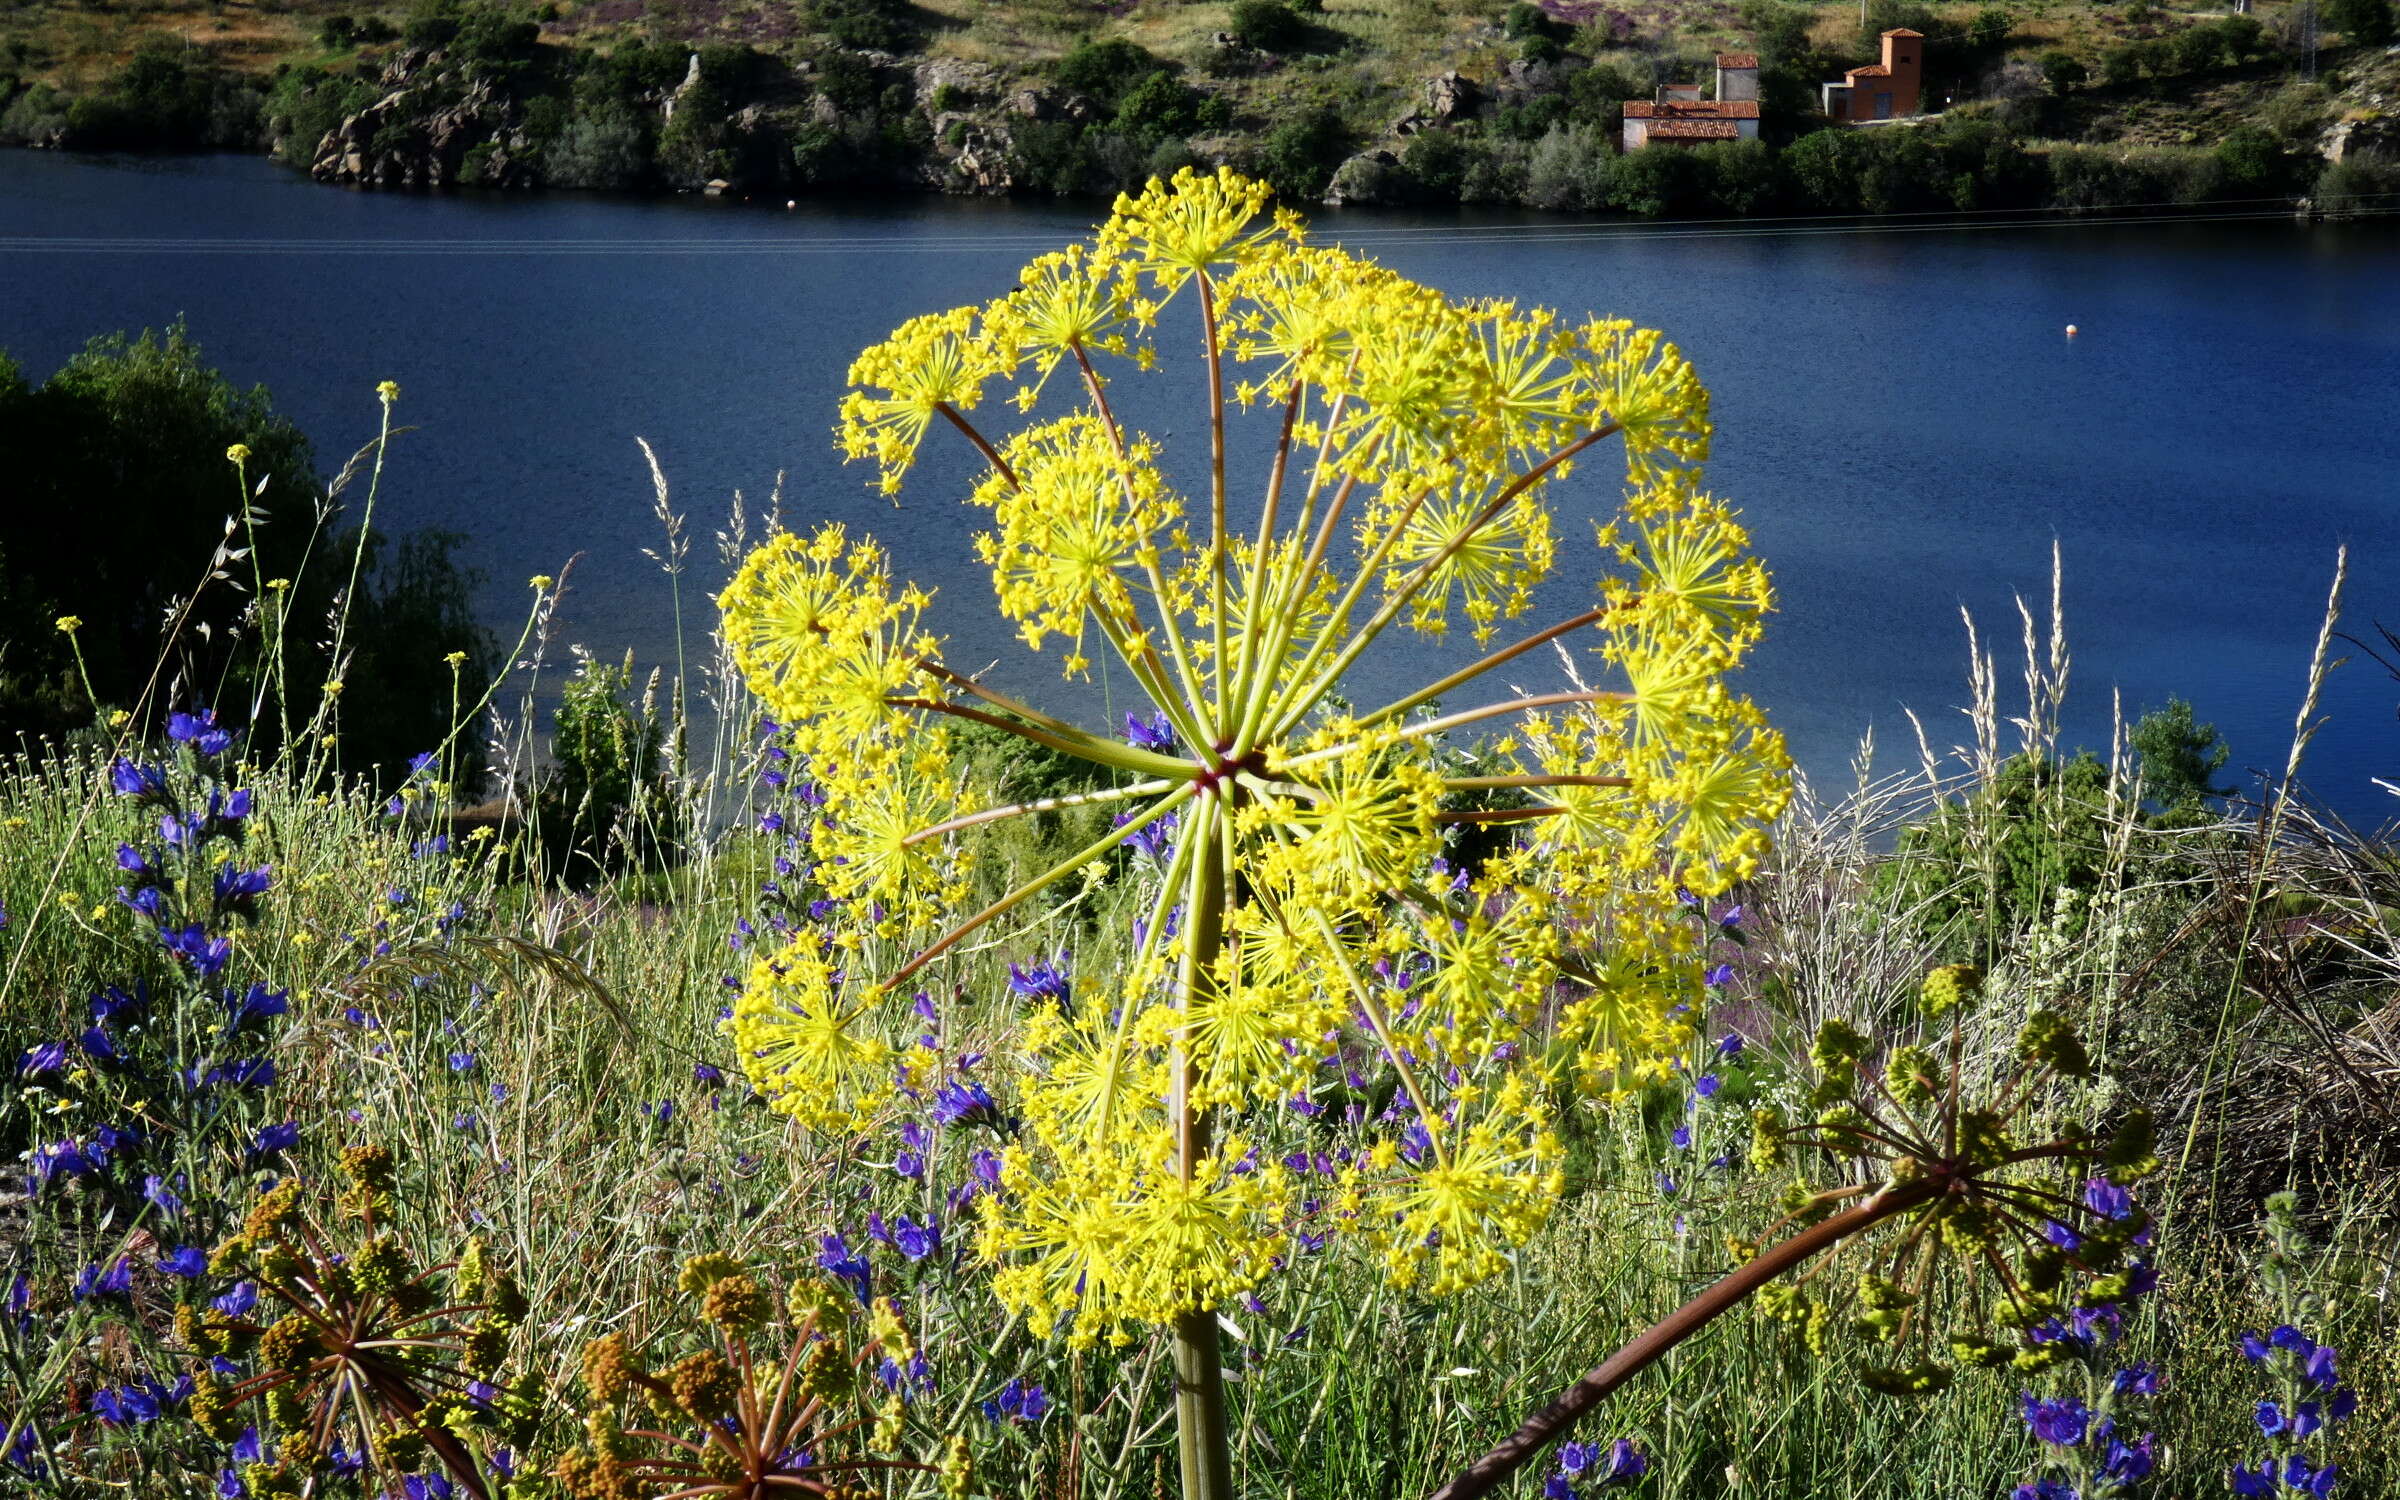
left=6, top=151, right=2398, bottom=818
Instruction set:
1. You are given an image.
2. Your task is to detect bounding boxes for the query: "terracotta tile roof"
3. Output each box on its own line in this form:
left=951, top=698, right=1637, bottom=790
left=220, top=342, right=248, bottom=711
left=1714, top=52, right=1759, bottom=68
left=1646, top=119, right=1743, bottom=140
left=1846, top=64, right=1891, bottom=77
left=1624, top=98, right=1761, bottom=118
left=1881, top=27, right=1924, bottom=36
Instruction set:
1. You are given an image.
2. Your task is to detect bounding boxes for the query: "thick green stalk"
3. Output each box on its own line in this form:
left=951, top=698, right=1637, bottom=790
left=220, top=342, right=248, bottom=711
left=1171, top=792, right=1236, bottom=1500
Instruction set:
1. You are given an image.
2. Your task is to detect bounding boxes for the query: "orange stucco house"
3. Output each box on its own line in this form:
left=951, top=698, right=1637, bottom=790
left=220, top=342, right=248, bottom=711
left=1822, top=29, right=1924, bottom=121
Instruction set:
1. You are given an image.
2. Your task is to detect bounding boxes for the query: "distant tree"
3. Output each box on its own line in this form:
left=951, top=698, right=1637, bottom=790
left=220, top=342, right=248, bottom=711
left=1971, top=6, right=2013, bottom=51
left=0, top=325, right=491, bottom=781
left=2326, top=0, right=2397, bottom=46
left=1695, top=137, right=1785, bottom=214
left=2041, top=50, right=2089, bottom=90
left=2216, top=123, right=2299, bottom=194
left=1401, top=128, right=1472, bottom=198
left=2130, top=698, right=2231, bottom=812
left=1252, top=104, right=1345, bottom=198
left=1054, top=39, right=1168, bottom=108
left=1607, top=144, right=1703, bottom=217
left=1503, top=2, right=1563, bottom=41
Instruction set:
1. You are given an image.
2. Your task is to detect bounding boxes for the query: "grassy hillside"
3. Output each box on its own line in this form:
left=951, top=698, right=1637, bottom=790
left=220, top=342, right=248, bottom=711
left=2, top=0, right=2395, bottom=213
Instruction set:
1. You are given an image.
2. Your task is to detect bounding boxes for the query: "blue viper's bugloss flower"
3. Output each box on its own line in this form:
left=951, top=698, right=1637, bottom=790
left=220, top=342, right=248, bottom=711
left=168, top=707, right=234, bottom=757
left=18, top=1041, right=66, bottom=1077
left=212, top=1281, right=258, bottom=1316
left=818, top=1233, right=873, bottom=1303
left=2114, top=1363, right=2160, bottom=1396
left=143, top=1174, right=184, bottom=1216
left=224, top=982, right=289, bottom=1032
left=251, top=1121, right=300, bottom=1157
left=92, top=1375, right=190, bottom=1425
left=1124, top=711, right=1178, bottom=752
left=1551, top=1437, right=1647, bottom=1497
left=160, top=925, right=232, bottom=978
left=982, top=1376, right=1051, bottom=1424
left=448, top=1051, right=477, bottom=1073
left=2085, top=1178, right=2135, bottom=1221
left=73, top=1256, right=135, bottom=1301
left=2012, top=1482, right=2079, bottom=1500
left=2020, top=1393, right=2093, bottom=1447
left=213, top=865, right=273, bottom=912
left=110, top=758, right=169, bottom=800
left=161, top=1246, right=208, bottom=1277
left=931, top=1078, right=1004, bottom=1129
left=1006, top=957, right=1071, bottom=1005
left=116, top=843, right=151, bottom=875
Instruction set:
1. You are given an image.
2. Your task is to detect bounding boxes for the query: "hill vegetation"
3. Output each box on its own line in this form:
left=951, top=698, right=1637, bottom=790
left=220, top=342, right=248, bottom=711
left=2, top=0, right=2397, bottom=214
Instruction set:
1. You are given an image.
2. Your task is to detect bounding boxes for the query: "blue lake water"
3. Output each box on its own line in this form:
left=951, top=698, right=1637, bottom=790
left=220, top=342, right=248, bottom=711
left=5, top=150, right=2398, bottom=819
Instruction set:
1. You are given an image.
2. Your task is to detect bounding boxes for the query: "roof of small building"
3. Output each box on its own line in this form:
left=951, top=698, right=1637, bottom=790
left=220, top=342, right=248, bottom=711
left=1882, top=27, right=1924, bottom=36
left=1624, top=98, right=1761, bottom=118
left=1646, top=120, right=1743, bottom=140
left=1714, top=52, right=1759, bottom=68
left=1846, top=63, right=1892, bottom=78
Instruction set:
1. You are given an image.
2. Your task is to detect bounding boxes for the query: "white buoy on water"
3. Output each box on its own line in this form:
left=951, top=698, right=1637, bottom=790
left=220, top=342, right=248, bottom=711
left=2065, top=324, right=2079, bottom=337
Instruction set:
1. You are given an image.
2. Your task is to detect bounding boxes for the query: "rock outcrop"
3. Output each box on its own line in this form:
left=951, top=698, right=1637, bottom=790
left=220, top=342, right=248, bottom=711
left=1395, top=70, right=1480, bottom=134
left=1322, top=149, right=1409, bottom=205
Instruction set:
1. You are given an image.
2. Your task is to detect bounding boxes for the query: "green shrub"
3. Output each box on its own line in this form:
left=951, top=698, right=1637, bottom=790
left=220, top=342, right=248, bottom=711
left=0, top=326, right=488, bottom=775
left=1401, top=128, right=1471, bottom=198
left=1607, top=143, right=1703, bottom=216
left=810, top=0, right=921, bottom=52
left=545, top=100, right=654, bottom=189
left=2326, top=0, right=2396, bottom=46
left=538, top=652, right=677, bottom=879
left=2215, top=123, right=2300, bottom=196
left=1695, top=137, right=1785, bottom=214
left=2316, top=150, right=2400, bottom=211
left=2040, top=50, right=2089, bottom=91
left=1524, top=124, right=1614, bottom=210
left=1054, top=38, right=1166, bottom=106
left=1113, top=69, right=1226, bottom=144
left=1231, top=0, right=1310, bottom=53
left=1502, top=2, right=1558, bottom=41
left=1252, top=104, right=1345, bottom=199
left=59, top=37, right=262, bottom=149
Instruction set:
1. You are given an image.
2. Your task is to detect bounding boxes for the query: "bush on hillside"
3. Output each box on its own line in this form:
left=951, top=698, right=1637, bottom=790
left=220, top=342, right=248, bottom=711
left=2326, top=0, right=2396, bottom=46
left=0, top=326, right=492, bottom=781
left=1230, top=0, right=1310, bottom=53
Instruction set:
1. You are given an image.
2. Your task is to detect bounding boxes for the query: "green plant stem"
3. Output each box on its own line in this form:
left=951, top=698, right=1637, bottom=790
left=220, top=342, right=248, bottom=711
left=1171, top=789, right=1237, bottom=1500
left=1426, top=1181, right=1937, bottom=1500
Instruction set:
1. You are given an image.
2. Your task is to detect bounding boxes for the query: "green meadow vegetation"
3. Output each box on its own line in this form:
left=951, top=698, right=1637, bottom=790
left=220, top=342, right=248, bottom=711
left=3, top=178, right=2397, bottom=1500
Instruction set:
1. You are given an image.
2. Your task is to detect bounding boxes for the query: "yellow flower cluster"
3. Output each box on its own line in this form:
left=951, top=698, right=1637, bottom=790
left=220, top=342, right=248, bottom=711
left=721, top=167, right=1789, bottom=1345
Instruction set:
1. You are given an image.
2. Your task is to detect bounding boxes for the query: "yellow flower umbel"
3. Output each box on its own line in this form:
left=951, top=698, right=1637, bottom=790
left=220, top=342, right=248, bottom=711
left=721, top=167, right=1791, bottom=1500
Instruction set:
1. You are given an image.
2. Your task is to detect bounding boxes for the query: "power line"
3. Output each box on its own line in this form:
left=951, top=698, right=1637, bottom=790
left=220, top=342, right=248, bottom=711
left=2, top=197, right=2392, bottom=256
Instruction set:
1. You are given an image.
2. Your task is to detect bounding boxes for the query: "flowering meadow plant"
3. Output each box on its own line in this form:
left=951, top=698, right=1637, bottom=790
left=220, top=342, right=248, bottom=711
left=714, top=167, right=1788, bottom=1495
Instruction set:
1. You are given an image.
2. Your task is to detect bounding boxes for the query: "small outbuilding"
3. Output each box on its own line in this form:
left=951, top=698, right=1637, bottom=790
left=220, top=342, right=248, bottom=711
left=1822, top=29, right=1924, bottom=122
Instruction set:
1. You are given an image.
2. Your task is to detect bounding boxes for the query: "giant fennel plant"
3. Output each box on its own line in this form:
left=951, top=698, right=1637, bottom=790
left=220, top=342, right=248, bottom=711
left=715, top=168, right=1789, bottom=1499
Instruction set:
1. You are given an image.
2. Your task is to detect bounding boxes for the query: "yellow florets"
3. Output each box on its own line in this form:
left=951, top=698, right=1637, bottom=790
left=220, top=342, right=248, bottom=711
left=714, top=167, right=1785, bottom=1345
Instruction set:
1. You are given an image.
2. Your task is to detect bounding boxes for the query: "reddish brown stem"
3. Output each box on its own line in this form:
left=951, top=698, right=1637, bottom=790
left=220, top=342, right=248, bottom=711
left=1425, top=1179, right=1938, bottom=1500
